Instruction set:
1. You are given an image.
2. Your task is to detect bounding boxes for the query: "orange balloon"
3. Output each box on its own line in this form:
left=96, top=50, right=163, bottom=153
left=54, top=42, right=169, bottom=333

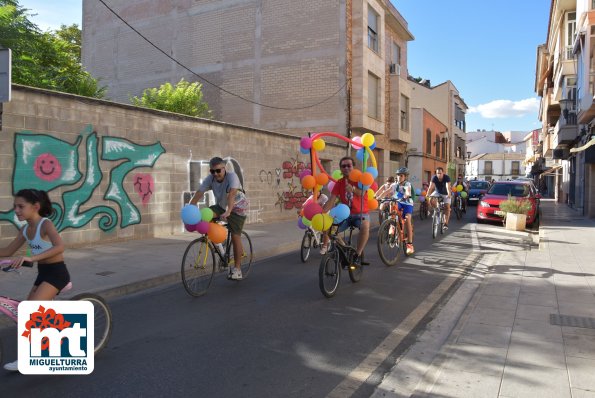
left=315, top=173, right=329, bottom=186
left=301, top=175, right=316, bottom=190
left=207, top=223, right=227, bottom=244
left=368, top=198, right=379, bottom=210
left=360, top=172, right=374, bottom=186
left=349, top=169, right=362, bottom=183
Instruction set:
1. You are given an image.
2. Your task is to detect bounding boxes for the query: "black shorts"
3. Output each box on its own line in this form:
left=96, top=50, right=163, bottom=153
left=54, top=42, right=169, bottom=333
left=34, top=262, right=71, bottom=291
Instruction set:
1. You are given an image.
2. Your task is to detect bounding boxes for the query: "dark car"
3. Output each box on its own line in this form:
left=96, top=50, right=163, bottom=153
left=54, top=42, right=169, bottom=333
left=476, top=181, right=541, bottom=226
left=467, top=180, right=490, bottom=205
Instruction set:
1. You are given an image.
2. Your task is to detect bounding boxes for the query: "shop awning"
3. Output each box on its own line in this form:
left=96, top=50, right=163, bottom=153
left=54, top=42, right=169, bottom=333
left=570, top=137, right=595, bottom=153
left=539, top=165, right=562, bottom=178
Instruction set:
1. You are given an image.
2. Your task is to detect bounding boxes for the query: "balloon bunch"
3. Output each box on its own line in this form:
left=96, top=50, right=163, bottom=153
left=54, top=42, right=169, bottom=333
left=419, top=189, right=428, bottom=202
left=180, top=205, right=227, bottom=243
left=452, top=184, right=467, bottom=198
left=297, top=131, right=379, bottom=231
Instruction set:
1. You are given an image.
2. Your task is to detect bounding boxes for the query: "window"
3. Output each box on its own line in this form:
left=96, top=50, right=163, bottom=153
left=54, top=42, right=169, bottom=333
left=426, top=129, right=432, bottom=154
left=435, top=135, right=440, bottom=157
left=391, top=42, right=401, bottom=65
left=441, top=138, right=446, bottom=159
left=400, top=95, right=409, bottom=131
left=424, top=171, right=431, bottom=184
left=484, top=161, right=493, bottom=175
left=368, top=72, right=380, bottom=119
left=511, top=161, right=520, bottom=176
left=368, top=6, right=379, bottom=53
left=566, top=12, right=576, bottom=60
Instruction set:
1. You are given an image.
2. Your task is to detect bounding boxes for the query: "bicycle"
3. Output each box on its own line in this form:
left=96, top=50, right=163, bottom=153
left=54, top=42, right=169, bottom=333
left=378, top=201, right=391, bottom=225
left=318, top=222, right=364, bottom=298
left=181, top=221, right=254, bottom=297
left=419, top=199, right=430, bottom=220
left=377, top=199, right=413, bottom=266
left=300, top=226, right=322, bottom=263
left=0, top=272, right=113, bottom=364
left=429, top=196, right=447, bottom=238
left=453, top=193, right=463, bottom=220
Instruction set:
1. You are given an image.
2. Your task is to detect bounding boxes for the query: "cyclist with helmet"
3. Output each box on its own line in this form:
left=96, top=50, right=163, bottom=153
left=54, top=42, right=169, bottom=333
left=426, top=167, right=452, bottom=229
left=389, top=167, right=415, bottom=255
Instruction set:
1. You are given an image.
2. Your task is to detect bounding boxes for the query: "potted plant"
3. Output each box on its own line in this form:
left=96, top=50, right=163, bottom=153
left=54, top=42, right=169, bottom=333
left=498, top=194, right=532, bottom=231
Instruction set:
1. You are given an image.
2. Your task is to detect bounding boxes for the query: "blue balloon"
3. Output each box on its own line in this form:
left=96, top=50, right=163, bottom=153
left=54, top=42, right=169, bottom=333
left=367, top=167, right=378, bottom=179
left=181, top=204, right=201, bottom=225
left=297, top=217, right=307, bottom=230
left=370, top=142, right=376, bottom=150
left=356, top=148, right=365, bottom=161
left=415, top=188, right=421, bottom=195
left=358, top=182, right=370, bottom=190
left=300, top=147, right=310, bottom=154
left=332, top=204, right=350, bottom=223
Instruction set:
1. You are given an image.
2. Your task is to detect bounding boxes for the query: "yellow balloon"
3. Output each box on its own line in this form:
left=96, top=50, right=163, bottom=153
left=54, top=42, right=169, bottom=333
left=311, top=213, right=324, bottom=231
left=312, top=139, right=326, bottom=151
left=322, top=213, right=333, bottom=231
left=361, top=133, right=375, bottom=147
left=367, top=189, right=375, bottom=200
left=457, top=184, right=463, bottom=192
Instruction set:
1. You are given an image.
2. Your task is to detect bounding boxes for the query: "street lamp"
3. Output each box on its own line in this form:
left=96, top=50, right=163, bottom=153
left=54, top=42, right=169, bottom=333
left=559, top=98, right=571, bottom=122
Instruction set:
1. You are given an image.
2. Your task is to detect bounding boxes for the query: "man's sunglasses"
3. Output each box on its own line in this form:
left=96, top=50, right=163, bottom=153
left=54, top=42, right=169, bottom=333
left=210, top=168, right=223, bottom=174
left=340, top=164, right=353, bottom=168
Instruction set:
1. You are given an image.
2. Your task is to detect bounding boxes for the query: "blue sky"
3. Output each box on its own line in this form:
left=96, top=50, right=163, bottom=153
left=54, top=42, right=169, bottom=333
left=19, top=0, right=550, bottom=133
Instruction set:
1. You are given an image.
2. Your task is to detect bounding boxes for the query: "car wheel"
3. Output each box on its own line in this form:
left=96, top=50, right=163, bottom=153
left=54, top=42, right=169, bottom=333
left=476, top=218, right=484, bottom=224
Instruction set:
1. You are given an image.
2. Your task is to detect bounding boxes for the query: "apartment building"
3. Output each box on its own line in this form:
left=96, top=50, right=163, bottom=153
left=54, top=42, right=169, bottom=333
left=409, top=107, right=448, bottom=185
left=408, top=79, right=468, bottom=179
left=466, top=152, right=525, bottom=182
left=535, top=0, right=595, bottom=216
left=81, top=0, right=414, bottom=178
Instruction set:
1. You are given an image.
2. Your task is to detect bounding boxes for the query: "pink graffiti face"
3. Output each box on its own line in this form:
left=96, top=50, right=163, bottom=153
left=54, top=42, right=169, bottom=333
left=133, top=173, right=155, bottom=205
left=33, top=153, right=62, bottom=181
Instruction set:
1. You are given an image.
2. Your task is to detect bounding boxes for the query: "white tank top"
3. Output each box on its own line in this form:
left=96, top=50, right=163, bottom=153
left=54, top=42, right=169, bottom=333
left=22, top=218, right=54, bottom=255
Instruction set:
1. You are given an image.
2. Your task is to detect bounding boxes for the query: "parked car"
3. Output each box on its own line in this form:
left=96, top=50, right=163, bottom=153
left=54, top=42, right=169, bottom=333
left=476, top=181, right=541, bottom=226
left=467, top=180, right=490, bottom=205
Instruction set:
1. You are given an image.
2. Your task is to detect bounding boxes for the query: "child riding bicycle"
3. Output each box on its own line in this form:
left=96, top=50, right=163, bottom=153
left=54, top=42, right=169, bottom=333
left=390, top=168, right=415, bottom=255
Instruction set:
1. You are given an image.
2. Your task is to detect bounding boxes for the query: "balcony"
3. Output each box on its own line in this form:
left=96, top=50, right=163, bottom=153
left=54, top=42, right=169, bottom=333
left=552, top=99, right=578, bottom=149
left=578, top=72, right=595, bottom=124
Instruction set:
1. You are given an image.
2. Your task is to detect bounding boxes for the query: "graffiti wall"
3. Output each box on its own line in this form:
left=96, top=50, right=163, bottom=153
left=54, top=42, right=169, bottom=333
left=0, top=86, right=345, bottom=247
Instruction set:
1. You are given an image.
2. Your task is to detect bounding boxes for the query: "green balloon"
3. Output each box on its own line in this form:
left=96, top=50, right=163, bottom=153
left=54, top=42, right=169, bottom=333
left=200, top=207, right=214, bottom=222
left=460, top=191, right=468, bottom=198
left=332, top=169, right=342, bottom=180
left=302, top=216, right=312, bottom=227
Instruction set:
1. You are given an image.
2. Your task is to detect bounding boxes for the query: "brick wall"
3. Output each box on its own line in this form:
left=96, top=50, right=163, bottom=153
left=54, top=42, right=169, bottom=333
left=0, top=86, right=346, bottom=248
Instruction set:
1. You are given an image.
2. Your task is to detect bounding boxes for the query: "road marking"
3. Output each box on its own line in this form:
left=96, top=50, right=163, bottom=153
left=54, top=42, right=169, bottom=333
left=326, top=225, right=480, bottom=398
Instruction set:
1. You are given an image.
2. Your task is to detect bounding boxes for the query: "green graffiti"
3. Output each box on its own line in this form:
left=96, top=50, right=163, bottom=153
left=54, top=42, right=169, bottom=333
left=58, top=130, right=118, bottom=232
left=102, top=137, right=165, bottom=227
left=1, top=125, right=165, bottom=233
left=12, top=131, right=82, bottom=193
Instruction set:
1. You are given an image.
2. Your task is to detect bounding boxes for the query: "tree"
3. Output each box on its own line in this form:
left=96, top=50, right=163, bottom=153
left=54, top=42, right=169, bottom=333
left=131, top=79, right=213, bottom=118
left=0, top=0, right=106, bottom=98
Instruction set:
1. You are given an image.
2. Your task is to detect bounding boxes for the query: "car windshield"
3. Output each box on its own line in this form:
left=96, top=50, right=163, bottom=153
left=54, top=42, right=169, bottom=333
left=487, top=183, right=530, bottom=197
left=470, top=181, right=489, bottom=189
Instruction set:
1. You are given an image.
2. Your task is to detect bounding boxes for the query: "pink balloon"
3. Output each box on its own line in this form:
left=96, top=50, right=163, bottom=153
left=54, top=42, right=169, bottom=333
left=303, top=202, right=323, bottom=220
left=351, top=136, right=363, bottom=150
left=196, top=221, right=210, bottom=234
left=185, top=223, right=197, bottom=232
left=327, top=180, right=335, bottom=192
left=298, top=169, right=312, bottom=179
left=300, top=137, right=312, bottom=150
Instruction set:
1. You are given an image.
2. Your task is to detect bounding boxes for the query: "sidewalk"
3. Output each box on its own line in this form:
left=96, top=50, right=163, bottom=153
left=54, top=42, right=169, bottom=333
left=374, top=199, right=595, bottom=398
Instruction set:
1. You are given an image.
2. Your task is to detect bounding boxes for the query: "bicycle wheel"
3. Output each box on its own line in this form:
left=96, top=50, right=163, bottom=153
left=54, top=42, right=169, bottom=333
left=419, top=202, right=426, bottom=220
left=347, top=247, right=363, bottom=283
left=455, top=198, right=462, bottom=220
left=181, top=237, right=216, bottom=297
left=432, top=210, right=439, bottom=239
left=377, top=219, right=401, bottom=266
left=237, top=231, right=254, bottom=278
left=319, top=250, right=340, bottom=298
left=71, top=293, right=112, bottom=355
left=300, top=230, right=313, bottom=263
left=401, top=221, right=411, bottom=257
left=440, top=212, right=446, bottom=234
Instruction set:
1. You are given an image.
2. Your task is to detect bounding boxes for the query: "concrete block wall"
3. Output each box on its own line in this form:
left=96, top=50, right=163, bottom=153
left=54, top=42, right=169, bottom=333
left=0, top=86, right=346, bottom=248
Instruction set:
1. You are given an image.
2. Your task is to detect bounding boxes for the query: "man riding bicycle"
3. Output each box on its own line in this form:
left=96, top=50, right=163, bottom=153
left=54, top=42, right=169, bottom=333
left=190, top=157, right=249, bottom=280
left=390, top=167, right=415, bottom=254
left=426, top=167, right=452, bottom=229
left=323, top=156, right=369, bottom=265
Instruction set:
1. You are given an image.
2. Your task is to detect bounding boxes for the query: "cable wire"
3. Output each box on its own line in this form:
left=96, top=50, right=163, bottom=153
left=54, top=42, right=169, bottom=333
left=96, top=0, right=347, bottom=110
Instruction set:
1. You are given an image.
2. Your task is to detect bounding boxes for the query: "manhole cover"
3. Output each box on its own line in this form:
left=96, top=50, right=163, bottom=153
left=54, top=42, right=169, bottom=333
left=96, top=271, right=115, bottom=277
left=550, top=314, right=595, bottom=329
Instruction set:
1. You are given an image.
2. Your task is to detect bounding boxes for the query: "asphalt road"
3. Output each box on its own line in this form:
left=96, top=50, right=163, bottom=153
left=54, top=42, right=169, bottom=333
left=1, top=209, right=481, bottom=397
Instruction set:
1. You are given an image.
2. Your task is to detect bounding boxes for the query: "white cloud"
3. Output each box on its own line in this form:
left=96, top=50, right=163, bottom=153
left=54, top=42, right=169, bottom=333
left=468, top=98, right=539, bottom=119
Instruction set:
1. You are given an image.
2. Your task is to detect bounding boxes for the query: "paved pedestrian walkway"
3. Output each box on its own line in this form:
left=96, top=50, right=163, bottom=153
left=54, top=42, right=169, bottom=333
left=373, top=199, right=595, bottom=398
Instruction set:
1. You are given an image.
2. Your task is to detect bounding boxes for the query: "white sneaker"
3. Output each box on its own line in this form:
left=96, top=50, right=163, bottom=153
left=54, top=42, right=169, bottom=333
left=230, top=268, right=243, bottom=281
left=4, top=360, right=18, bottom=371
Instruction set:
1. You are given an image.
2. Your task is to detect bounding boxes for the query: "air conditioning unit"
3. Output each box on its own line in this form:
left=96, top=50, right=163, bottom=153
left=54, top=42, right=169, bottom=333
left=389, top=63, right=401, bottom=76
left=552, top=148, right=569, bottom=159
